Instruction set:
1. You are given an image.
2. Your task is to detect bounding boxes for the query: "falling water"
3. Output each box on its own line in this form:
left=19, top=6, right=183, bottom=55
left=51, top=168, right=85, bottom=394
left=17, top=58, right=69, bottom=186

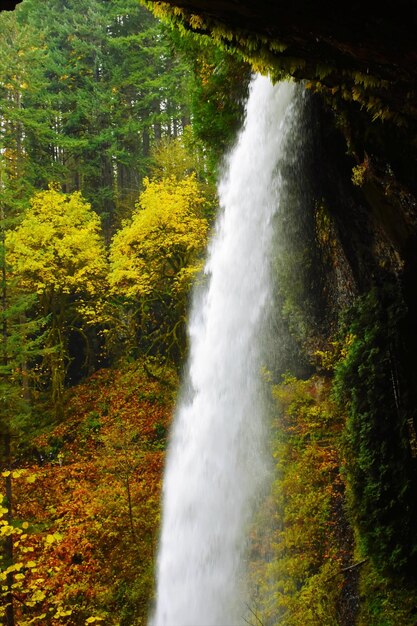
left=150, top=75, right=301, bottom=626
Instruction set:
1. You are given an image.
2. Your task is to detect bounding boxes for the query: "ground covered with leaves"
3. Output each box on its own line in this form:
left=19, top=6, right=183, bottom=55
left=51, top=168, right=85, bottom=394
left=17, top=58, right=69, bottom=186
left=1, top=361, right=177, bottom=625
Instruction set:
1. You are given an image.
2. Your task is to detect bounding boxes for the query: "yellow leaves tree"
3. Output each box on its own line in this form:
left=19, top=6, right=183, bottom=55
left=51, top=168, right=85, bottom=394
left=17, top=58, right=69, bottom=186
left=7, top=185, right=106, bottom=298
left=6, top=185, right=107, bottom=415
left=109, top=174, right=208, bottom=363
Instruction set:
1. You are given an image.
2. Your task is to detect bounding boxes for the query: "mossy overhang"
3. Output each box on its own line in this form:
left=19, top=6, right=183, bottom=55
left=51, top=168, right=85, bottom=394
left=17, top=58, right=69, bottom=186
left=146, top=1, right=417, bottom=83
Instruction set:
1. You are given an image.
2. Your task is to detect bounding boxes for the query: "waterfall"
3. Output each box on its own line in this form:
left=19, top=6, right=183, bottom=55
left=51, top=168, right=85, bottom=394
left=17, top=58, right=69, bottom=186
left=150, top=75, right=302, bottom=626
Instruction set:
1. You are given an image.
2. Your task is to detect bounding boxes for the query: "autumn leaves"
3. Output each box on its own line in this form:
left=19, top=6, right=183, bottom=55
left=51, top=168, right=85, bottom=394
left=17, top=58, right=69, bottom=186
left=3, top=172, right=208, bottom=416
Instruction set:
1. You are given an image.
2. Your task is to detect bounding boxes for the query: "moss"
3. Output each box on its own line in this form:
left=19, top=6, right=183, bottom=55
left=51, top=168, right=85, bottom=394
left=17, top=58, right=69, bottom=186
left=145, top=0, right=417, bottom=129
left=357, top=562, right=417, bottom=626
left=333, top=285, right=417, bottom=576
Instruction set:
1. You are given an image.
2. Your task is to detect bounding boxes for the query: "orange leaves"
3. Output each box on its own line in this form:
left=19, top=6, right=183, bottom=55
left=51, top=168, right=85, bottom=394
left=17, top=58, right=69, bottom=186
left=4, top=360, right=175, bottom=624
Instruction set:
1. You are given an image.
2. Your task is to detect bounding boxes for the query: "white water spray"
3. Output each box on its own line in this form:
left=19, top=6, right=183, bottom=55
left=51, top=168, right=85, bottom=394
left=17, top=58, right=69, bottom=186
left=151, top=76, right=300, bottom=626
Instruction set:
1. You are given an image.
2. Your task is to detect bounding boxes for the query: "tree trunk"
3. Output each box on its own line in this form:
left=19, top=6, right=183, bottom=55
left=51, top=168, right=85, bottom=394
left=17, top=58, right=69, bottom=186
left=4, top=433, right=15, bottom=626
left=126, top=475, right=135, bottom=537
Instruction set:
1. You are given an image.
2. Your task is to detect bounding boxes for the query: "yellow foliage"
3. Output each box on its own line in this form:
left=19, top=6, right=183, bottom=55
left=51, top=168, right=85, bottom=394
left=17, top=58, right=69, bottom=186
left=6, top=186, right=107, bottom=300
left=30, top=589, right=46, bottom=603
left=352, top=162, right=368, bottom=186
left=54, top=608, right=73, bottom=618
left=189, top=14, right=205, bottom=29
left=109, top=175, right=208, bottom=300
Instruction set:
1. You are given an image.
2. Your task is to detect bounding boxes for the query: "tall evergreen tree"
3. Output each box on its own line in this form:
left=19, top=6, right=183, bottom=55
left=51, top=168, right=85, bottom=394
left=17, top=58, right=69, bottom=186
left=2, top=0, right=194, bottom=236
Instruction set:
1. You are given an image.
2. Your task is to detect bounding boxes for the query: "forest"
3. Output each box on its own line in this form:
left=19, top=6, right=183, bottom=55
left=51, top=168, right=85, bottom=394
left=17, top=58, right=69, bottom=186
left=2, top=0, right=417, bottom=625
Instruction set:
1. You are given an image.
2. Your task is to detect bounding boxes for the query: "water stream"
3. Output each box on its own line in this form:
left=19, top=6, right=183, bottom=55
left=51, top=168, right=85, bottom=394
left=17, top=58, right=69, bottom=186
left=150, top=75, right=301, bottom=626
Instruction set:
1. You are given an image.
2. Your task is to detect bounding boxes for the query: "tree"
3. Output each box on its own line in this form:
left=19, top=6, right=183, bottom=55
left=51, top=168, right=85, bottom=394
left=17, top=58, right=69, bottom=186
left=6, top=186, right=107, bottom=416
left=0, top=147, right=50, bottom=626
left=148, top=20, right=251, bottom=179
left=0, top=0, right=196, bottom=238
left=0, top=12, right=51, bottom=216
left=106, top=0, right=193, bottom=224
left=109, top=174, right=208, bottom=363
